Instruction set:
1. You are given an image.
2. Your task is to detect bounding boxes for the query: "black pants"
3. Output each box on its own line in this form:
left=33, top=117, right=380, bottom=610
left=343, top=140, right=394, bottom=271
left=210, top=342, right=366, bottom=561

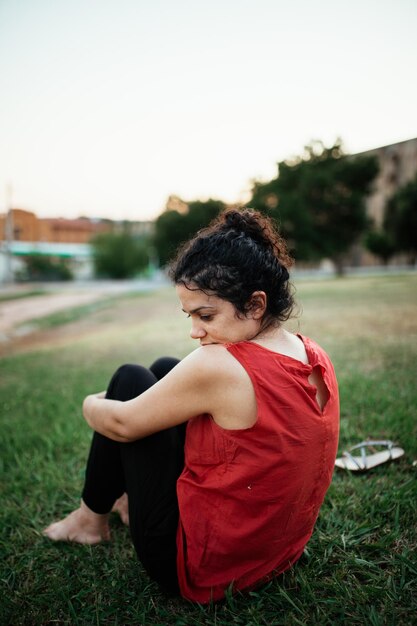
left=81, top=357, right=185, bottom=594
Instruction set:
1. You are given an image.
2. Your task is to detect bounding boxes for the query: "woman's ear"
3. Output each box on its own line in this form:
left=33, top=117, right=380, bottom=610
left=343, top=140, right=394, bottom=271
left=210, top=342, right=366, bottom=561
left=246, top=291, right=267, bottom=319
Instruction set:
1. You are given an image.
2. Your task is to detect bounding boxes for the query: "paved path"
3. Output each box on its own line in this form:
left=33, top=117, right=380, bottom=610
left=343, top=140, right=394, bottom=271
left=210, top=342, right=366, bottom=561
left=0, top=278, right=165, bottom=341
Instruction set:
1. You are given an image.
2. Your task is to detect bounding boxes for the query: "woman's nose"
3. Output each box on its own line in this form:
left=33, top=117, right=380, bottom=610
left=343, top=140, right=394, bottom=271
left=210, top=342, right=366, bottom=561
left=190, top=322, right=206, bottom=340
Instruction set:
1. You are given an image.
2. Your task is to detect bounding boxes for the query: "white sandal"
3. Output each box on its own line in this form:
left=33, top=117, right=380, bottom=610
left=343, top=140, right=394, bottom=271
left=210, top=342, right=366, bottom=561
left=335, top=439, right=404, bottom=472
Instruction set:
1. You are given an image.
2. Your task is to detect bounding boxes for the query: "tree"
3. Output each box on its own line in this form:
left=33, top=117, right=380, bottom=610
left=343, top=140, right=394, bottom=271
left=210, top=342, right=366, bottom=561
left=249, top=140, right=379, bottom=274
left=20, top=253, right=73, bottom=281
left=153, top=210, right=190, bottom=267
left=91, top=232, right=149, bottom=279
left=364, top=230, right=396, bottom=265
left=384, top=174, right=417, bottom=265
left=154, top=198, right=225, bottom=266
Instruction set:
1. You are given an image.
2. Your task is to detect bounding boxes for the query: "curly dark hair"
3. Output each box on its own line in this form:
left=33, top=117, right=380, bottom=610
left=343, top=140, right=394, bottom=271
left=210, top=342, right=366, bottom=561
left=169, top=208, right=295, bottom=326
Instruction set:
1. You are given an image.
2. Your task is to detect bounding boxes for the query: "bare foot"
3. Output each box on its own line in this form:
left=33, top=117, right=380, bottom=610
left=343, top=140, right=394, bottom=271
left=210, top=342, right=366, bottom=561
left=112, top=493, right=129, bottom=526
left=43, top=500, right=111, bottom=544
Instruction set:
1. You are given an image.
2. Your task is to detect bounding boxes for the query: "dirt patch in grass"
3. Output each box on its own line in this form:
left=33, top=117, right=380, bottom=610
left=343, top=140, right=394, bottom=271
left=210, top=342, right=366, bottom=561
left=0, top=288, right=180, bottom=358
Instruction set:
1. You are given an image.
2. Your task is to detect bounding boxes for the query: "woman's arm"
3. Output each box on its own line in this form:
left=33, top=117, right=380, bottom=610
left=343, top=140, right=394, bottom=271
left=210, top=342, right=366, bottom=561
left=82, top=346, right=226, bottom=441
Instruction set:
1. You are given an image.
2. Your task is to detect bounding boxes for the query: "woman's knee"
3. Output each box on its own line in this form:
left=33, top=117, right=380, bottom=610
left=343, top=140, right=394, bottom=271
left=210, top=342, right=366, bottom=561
left=149, top=357, right=180, bottom=380
left=107, top=363, right=158, bottom=401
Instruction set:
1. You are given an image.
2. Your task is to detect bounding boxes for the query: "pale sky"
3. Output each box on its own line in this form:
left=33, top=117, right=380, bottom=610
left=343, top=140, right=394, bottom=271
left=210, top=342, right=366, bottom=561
left=1, top=0, right=416, bottom=221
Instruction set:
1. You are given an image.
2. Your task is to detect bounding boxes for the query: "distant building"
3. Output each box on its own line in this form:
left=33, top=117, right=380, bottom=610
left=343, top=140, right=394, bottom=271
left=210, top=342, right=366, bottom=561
left=112, top=220, right=154, bottom=238
left=165, top=195, right=189, bottom=214
left=0, top=209, right=155, bottom=282
left=0, top=209, right=111, bottom=244
left=349, top=137, right=417, bottom=267
left=355, top=137, right=417, bottom=228
left=0, top=210, right=112, bottom=281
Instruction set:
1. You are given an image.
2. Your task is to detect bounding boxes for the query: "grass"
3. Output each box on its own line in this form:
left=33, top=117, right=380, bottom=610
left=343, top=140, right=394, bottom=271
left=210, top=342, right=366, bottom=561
left=1, top=274, right=416, bottom=625
left=0, top=288, right=47, bottom=303
left=19, top=291, right=151, bottom=331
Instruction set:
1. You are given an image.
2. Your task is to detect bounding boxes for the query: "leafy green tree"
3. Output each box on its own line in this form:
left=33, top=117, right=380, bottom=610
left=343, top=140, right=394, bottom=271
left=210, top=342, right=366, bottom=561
left=384, top=174, right=417, bottom=264
left=153, top=210, right=190, bottom=267
left=20, top=253, right=73, bottom=281
left=249, top=141, right=379, bottom=274
left=92, top=232, right=149, bottom=279
left=365, top=230, right=396, bottom=265
left=154, top=198, right=225, bottom=266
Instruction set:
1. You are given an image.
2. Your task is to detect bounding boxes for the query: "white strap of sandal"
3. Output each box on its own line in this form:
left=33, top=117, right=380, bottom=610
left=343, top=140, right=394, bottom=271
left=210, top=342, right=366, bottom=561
left=342, top=450, right=364, bottom=469
left=342, top=440, right=395, bottom=469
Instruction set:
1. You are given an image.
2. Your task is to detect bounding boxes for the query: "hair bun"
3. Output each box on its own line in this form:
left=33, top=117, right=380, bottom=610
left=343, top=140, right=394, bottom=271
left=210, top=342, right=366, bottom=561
left=220, top=208, right=293, bottom=268
left=223, top=210, right=249, bottom=230
left=222, top=209, right=270, bottom=247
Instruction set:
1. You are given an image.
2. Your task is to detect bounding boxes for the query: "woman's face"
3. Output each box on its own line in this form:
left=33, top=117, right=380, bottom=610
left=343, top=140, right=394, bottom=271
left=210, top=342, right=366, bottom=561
left=176, top=283, right=263, bottom=346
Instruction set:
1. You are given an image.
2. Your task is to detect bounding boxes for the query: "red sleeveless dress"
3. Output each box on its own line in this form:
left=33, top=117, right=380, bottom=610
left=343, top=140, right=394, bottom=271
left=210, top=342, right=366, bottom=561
left=176, top=336, right=339, bottom=603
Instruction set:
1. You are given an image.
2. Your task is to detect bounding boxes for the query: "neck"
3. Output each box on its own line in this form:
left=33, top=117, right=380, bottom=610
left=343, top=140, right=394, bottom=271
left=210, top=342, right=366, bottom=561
left=250, top=319, right=281, bottom=342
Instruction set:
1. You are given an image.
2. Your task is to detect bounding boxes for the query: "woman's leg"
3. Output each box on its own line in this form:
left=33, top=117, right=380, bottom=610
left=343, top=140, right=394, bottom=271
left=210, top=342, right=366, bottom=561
left=81, top=364, right=160, bottom=513
left=111, top=357, right=183, bottom=527
left=149, top=357, right=186, bottom=447
left=115, top=359, right=183, bottom=592
left=44, top=359, right=183, bottom=593
left=149, top=356, right=181, bottom=381
left=120, top=414, right=184, bottom=592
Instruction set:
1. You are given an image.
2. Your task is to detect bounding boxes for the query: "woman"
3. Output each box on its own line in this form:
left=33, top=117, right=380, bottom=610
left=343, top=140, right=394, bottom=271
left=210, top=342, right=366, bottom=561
left=44, top=209, right=339, bottom=603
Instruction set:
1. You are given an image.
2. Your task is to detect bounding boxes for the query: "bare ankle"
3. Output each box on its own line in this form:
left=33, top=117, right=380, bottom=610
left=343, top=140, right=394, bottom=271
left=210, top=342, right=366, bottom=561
left=43, top=501, right=111, bottom=544
left=80, top=499, right=110, bottom=523
left=111, top=493, right=129, bottom=526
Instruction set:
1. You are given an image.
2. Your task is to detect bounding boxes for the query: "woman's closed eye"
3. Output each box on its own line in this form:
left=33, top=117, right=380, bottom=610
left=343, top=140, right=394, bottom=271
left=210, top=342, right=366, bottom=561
left=185, top=313, right=214, bottom=322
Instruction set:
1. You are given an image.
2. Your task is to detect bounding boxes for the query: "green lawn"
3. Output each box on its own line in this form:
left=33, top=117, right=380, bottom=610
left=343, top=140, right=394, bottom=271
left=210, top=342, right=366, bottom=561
left=1, top=275, right=416, bottom=625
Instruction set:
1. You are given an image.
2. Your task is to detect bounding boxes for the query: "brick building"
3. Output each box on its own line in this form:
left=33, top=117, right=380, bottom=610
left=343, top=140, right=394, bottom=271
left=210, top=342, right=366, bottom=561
left=0, top=210, right=113, bottom=281
left=0, top=209, right=156, bottom=282
left=0, top=209, right=110, bottom=244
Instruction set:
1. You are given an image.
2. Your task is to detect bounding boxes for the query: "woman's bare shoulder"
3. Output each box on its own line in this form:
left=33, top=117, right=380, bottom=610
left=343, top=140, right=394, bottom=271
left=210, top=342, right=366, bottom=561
left=181, top=344, right=245, bottom=380
left=179, top=345, right=257, bottom=429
